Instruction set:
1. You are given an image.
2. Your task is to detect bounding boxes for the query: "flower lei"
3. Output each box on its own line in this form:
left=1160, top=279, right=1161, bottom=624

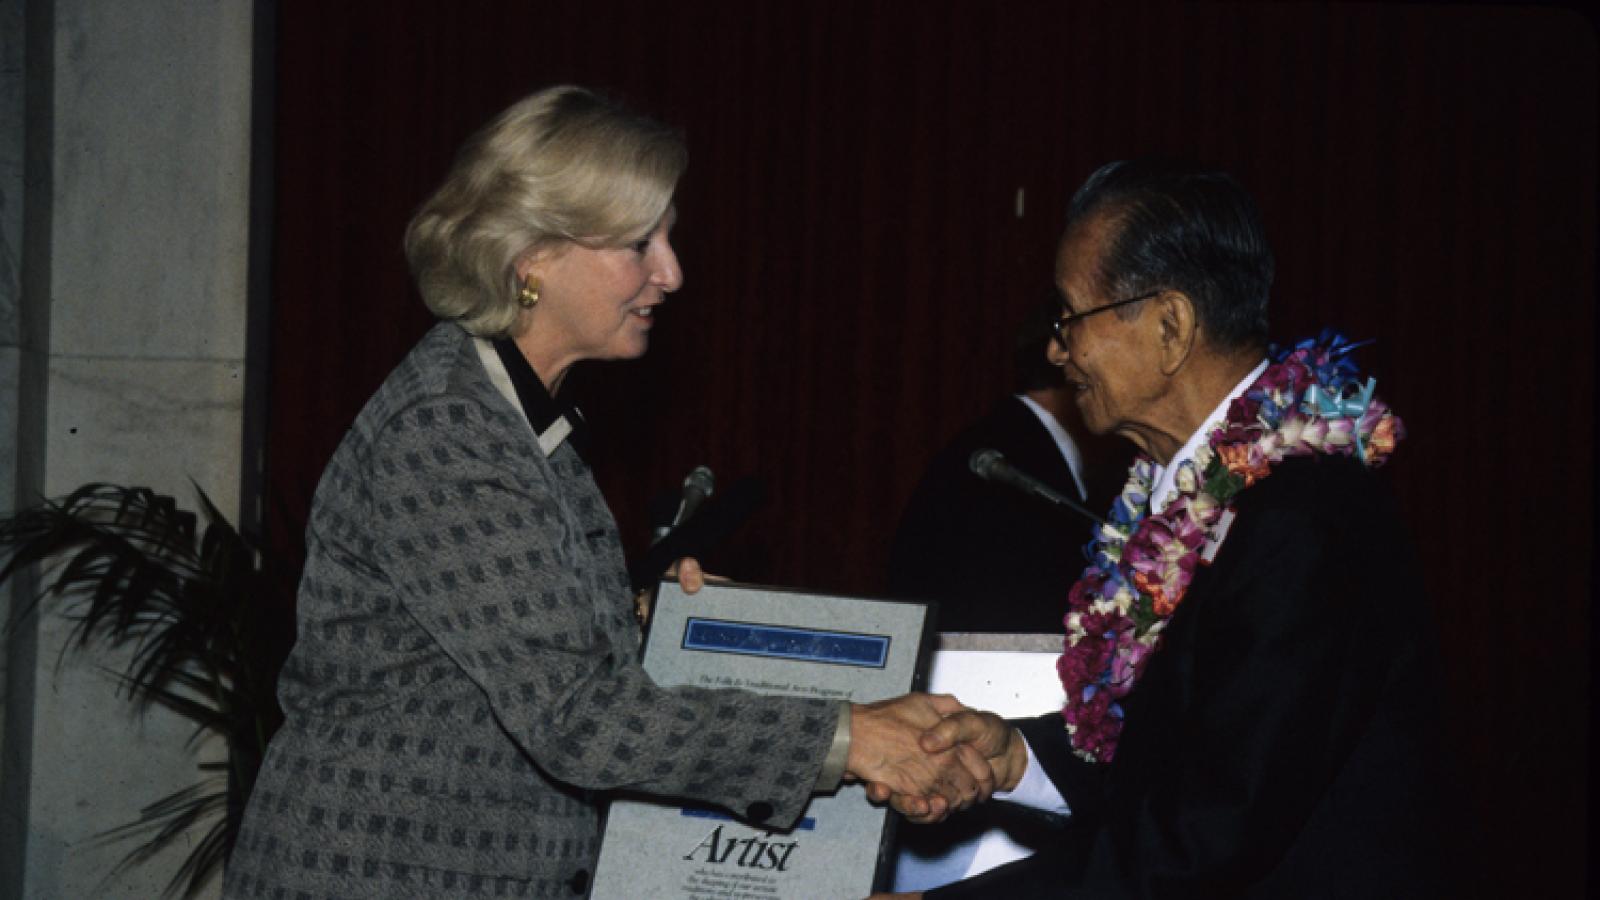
left=1057, top=332, right=1405, bottom=763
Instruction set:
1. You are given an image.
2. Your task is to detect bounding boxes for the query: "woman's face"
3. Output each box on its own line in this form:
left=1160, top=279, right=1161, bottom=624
left=519, top=209, right=682, bottom=385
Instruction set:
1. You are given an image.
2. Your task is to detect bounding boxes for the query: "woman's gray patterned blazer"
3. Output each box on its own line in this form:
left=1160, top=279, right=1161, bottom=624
left=224, top=323, right=838, bottom=899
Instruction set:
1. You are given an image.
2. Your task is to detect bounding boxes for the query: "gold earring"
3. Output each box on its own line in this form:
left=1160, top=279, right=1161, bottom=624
left=518, top=274, right=541, bottom=308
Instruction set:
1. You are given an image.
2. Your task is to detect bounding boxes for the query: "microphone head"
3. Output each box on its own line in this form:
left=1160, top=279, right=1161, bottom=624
left=630, top=475, right=768, bottom=593
left=683, top=464, right=715, bottom=497
left=969, top=448, right=1005, bottom=479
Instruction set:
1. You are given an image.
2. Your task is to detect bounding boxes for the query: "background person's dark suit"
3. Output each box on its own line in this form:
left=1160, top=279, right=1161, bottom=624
left=928, top=456, right=1444, bottom=898
left=888, top=395, right=1111, bottom=634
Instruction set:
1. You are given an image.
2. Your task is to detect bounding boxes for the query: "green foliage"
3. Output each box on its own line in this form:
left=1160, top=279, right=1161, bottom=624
left=1, top=483, right=295, bottom=899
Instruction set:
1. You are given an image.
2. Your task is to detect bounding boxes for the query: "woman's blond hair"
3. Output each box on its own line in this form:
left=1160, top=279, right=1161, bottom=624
left=404, top=86, right=686, bottom=337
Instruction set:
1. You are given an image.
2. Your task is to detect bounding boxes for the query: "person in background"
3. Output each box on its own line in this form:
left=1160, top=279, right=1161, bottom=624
left=223, top=86, right=991, bottom=900
left=889, top=297, right=1122, bottom=633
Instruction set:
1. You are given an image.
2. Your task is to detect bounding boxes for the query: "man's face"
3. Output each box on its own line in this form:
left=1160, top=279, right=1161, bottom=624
left=1048, top=216, right=1165, bottom=443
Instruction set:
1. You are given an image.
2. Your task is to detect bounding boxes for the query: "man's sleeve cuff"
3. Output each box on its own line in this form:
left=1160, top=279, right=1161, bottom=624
left=992, top=735, right=1070, bottom=815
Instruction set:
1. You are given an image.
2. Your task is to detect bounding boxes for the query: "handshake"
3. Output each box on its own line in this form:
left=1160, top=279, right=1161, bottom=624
left=842, top=693, right=1030, bottom=824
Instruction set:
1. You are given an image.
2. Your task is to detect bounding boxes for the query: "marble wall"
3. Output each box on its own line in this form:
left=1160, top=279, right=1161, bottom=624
left=1, top=0, right=23, bottom=518
left=2, top=1, right=253, bottom=897
left=1, top=0, right=35, bottom=888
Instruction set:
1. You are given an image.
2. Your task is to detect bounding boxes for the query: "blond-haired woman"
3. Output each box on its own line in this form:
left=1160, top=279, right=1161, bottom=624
left=224, top=87, right=984, bottom=899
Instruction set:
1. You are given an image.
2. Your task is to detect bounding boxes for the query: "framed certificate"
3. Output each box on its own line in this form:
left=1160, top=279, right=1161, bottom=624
left=588, top=580, right=936, bottom=899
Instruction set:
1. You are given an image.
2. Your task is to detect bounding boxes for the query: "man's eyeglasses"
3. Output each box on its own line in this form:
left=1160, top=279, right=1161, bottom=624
left=1050, top=290, right=1162, bottom=349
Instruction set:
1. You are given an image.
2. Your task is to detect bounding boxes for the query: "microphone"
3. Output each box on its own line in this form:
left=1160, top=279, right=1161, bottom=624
left=631, top=476, right=767, bottom=593
left=674, top=465, right=715, bottom=528
left=652, top=465, right=715, bottom=545
left=969, top=448, right=1107, bottom=526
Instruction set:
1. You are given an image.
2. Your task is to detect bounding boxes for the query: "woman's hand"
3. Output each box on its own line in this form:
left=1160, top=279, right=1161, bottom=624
left=635, top=557, right=717, bottom=625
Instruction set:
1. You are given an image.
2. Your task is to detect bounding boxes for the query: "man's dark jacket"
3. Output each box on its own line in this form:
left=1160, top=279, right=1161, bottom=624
left=928, top=455, right=1444, bottom=898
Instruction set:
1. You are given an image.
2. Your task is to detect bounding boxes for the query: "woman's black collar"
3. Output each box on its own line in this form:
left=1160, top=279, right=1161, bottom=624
left=491, top=338, right=591, bottom=461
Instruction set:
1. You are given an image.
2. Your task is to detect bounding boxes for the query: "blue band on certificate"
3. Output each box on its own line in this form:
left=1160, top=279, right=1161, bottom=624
left=681, top=807, right=817, bottom=831
left=683, top=618, right=890, bottom=668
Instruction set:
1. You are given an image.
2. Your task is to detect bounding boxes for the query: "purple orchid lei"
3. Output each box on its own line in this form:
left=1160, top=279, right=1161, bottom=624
left=1057, top=332, right=1405, bottom=763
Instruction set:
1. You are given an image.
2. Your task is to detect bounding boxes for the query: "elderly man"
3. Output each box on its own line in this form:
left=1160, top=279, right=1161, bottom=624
left=875, top=160, right=1442, bottom=898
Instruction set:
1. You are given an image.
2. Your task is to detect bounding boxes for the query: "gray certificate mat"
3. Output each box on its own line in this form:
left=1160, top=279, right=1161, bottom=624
left=588, top=581, right=934, bottom=899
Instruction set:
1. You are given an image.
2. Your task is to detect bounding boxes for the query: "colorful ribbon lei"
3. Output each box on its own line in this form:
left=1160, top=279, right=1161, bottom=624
left=1057, top=332, right=1405, bottom=762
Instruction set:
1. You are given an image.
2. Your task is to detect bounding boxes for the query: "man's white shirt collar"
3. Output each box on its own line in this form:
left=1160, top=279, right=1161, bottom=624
left=1148, top=359, right=1269, bottom=515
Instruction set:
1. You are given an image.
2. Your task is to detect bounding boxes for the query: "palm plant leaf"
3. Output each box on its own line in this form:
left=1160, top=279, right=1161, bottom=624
left=105, top=668, right=234, bottom=745
left=92, top=779, right=231, bottom=900
left=1, top=483, right=296, bottom=898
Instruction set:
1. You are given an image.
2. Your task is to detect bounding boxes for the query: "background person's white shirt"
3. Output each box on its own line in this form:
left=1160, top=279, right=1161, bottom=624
left=1016, top=393, right=1089, bottom=501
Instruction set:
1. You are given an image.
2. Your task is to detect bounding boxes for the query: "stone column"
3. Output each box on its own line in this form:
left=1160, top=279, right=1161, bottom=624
left=1, top=1, right=254, bottom=896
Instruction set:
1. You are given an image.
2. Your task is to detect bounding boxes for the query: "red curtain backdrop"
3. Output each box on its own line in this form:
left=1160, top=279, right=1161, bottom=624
left=265, top=2, right=1593, bottom=895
